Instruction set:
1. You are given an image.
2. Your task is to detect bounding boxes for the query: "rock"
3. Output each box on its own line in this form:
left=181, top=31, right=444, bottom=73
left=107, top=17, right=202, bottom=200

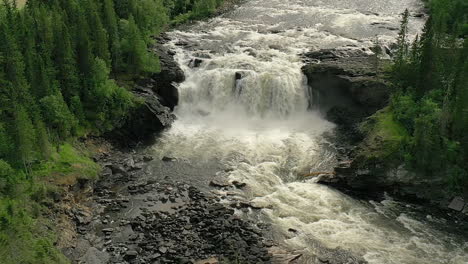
left=235, top=71, right=244, bottom=81
left=302, top=50, right=390, bottom=123
left=102, top=228, right=114, bottom=234
left=303, top=49, right=339, bottom=61
left=106, top=86, right=175, bottom=144
left=162, top=156, right=176, bottom=162
left=124, top=250, right=138, bottom=260
left=159, top=246, right=168, bottom=254
left=189, top=58, right=204, bottom=68
left=232, top=181, right=247, bottom=189
left=80, top=247, right=110, bottom=264
left=209, top=178, right=231, bottom=188
left=107, top=164, right=127, bottom=175
left=152, top=44, right=185, bottom=111
left=448, top=197, right=465, bottom=211
left=196, top=257, right=219, bottom=264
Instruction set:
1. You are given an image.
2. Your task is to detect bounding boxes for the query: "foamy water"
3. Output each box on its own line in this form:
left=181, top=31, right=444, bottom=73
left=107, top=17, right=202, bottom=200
left=151, top=0, right=468, bottom=263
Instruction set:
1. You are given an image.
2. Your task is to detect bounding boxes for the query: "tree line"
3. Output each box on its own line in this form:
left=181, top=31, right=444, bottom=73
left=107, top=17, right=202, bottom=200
left=0, top=0, right=225, bottom=262
left=390, top=0, right=467, bottom=193
left=0, top=0, right=226, bottom=184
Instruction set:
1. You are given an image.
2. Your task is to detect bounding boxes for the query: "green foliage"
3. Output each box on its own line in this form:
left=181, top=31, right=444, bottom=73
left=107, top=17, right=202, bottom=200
left=120, top=16, right=160, bottom=75
left=40, top=94, right=78, bottom=139
left=32, top=143, right=101, bottom=182
left=359, top=108, right=408, bottom=162
left=0, top=0, right=226, bottom=261
left=388, top=0, right=468, bottom=193
left=86, top=58, right=136, bottom=132
left=0, top=196, right=70, bottom=264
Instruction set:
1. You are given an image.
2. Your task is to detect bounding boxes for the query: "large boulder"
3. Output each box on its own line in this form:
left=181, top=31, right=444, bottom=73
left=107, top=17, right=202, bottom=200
left=107, top=87, right=175, bottom=145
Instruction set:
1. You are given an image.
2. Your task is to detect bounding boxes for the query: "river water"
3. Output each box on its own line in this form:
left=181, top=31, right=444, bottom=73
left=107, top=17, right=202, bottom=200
left=150, top=0, right=468, bottom=263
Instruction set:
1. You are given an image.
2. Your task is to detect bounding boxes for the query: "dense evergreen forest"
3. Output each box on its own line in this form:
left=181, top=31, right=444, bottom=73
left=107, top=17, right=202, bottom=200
left=0, top=0, right=225, bottom=262
left=389, top=0, right=468, bottom=194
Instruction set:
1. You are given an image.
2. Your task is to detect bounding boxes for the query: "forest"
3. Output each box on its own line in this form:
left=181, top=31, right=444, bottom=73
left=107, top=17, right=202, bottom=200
left=0, top=0, right=225, bottom=262
left=389, top=0, right=467, bottom=194
left=0, top=0, right=466, bottom=262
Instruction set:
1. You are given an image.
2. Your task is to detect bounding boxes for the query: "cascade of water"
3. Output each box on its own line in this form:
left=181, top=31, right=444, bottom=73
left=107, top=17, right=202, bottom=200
left=150, top=1, right=468, bottom=263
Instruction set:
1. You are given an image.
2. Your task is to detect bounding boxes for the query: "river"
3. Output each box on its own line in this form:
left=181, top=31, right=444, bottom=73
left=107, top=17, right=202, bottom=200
left=148, top=0, right=468, bottom=263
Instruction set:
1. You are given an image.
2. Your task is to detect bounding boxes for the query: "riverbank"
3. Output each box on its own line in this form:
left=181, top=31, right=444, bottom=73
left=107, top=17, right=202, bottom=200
left=301, top=48, right=468, bottom=220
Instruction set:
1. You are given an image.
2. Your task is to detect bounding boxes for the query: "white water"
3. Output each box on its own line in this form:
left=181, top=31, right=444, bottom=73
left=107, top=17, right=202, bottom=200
left=152, top=0, right=468, bottom=263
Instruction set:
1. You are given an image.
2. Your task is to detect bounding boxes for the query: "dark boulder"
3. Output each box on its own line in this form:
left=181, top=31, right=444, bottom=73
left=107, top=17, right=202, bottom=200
left=189, top=58, right=204, bottom=68
left=302, top=49, right=390, bottom=123
left=151, top=43, right=185, bottom=111
left=107, top=87, right=175, bottom=145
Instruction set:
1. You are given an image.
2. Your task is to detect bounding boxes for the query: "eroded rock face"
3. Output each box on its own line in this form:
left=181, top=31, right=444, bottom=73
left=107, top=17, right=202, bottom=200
left=107, top=41, right=184, bottom=145
left=152, top=41, right=185, bottom=111
left=110, top=87, right=176, bottom=145
left=302, top=49, right=390, bottom=127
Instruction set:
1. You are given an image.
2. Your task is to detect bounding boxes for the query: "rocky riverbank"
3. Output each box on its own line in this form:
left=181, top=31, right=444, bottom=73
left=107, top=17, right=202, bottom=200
left=302, top=48, right=468, bottom=219
left=61, top=144, right=274, bottom=264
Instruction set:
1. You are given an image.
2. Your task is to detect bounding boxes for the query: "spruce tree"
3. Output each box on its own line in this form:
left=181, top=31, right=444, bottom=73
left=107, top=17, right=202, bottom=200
left=121, top=15, right=160, bottom=74
left=102, top=0, right=122, bottom=71
left=87, top=0, right=111, bottom=66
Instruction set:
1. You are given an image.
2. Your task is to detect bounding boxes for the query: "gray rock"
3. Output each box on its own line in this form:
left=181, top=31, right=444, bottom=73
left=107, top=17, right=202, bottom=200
left=124, top=250, right=138, bottom=260
left=80, top=247, right=110, bottom=264
left=209, top=178, right=231, bottom=188
left=448, top=197, right=465, bottom=211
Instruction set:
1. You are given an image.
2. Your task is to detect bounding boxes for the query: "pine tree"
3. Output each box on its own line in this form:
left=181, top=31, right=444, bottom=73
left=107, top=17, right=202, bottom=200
left=102, top=0, right=122, bottom=71
left=34, top=118, right=52, bottom=159
left=76, top=13, right=94, bottom=78
left=53, top=17, right=80, bottom=102
left=394, top=9, right=410, bottom=74
left=14, top=106, right=36, bottom=170
left=121, top=15, right=160, bottom=74
left=87, top=0, right=111, bottom=66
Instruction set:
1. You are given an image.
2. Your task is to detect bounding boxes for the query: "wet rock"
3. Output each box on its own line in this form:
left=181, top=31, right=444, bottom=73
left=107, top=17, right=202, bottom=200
left=152, top=44, right=184, bottom=111
left=302, top=52, right=390, bottom=122
left=210, top=178, right=231, bottom=188
left=448, top=197, right=465, bottom=211
left=102, top=228, right=114, bottom=234
left=143, top=155, right=154, bottom=162
left=162, top=156, right=176, bottom=162
left=235, top=71, right=244, bottom=81
left=124, top=250, right=138, bottom=260
left=107, top=164, right=127, bottom=175
left=232, top=181, right=247, bottom=189
left=107, top=86, right=175, bottom=145
left=189, top=58, right=204, bottom=68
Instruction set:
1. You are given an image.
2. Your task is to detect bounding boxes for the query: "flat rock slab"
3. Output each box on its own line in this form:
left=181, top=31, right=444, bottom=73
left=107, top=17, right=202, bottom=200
left=448, top=197, right=465, bottom=211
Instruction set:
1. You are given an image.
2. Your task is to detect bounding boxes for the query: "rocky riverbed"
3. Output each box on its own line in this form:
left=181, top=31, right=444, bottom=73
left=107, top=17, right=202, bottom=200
left=63, top=146, right=278, bottom=264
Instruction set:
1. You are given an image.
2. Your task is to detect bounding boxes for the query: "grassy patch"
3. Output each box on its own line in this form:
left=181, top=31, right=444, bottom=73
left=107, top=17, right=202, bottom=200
left=32, top=143, right=100, bottom=186
left=358, top=107, right=408, bottom=162
left=0, top=143, right=100, bottom=263
left=0, top=196, right=70, bottom=264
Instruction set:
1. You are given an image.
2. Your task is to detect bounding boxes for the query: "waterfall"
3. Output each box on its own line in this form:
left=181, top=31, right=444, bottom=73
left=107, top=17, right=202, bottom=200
left=150, top=1, right=468, bottom=263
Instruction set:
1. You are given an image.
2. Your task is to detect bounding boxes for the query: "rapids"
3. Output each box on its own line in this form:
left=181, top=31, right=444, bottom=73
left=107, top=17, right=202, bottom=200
left=150, top=0, right=468, bottom=263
